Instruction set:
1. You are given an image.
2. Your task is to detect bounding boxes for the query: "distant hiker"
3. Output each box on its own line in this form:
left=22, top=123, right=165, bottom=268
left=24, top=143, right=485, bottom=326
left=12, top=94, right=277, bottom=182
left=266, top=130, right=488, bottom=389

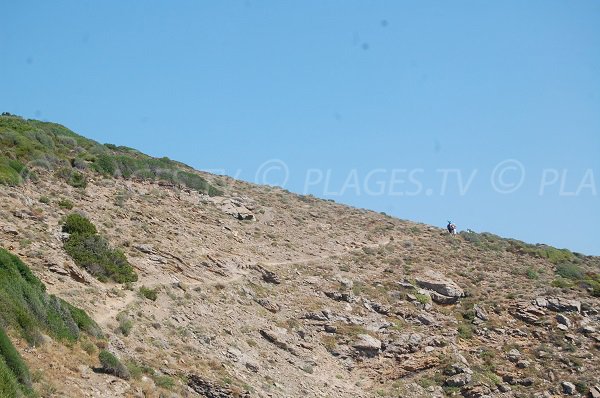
left=447, top=221, right=457, bottom=235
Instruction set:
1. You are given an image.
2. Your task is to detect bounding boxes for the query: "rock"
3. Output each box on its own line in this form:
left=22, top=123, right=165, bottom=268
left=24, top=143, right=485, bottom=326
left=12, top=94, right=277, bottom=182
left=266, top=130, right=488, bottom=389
left=546, top=297, right=581, bottom=313
left=134, top=244, right=155, bottom=254
left=1, top=225, right=18, bottom=235
left=352, top=334, right=381, bottom=356
left=213, top=198, right=255, bottom=221
left=415, top=271, right=464, bottom=300
left=557, top=324, right=568, bottom=331
left=474, top=304, right=489, bottom=321
left=324, top=325, right=337, bottom=333
left=188, top=374, right=250, bottom=397
left=443, top=362, right=473, bottom=376
left=556, top=314, right=572, bottom=328
left=325, top=291, right=356, bottom=303
left=244, top=359, right=259, bottom=373
left=363, top=299, right=390, bottom=315
left=517, top=377, right=534, bottom=387
left=261, top=269, right=281, bottom=284
left=398, top=280, right=415, bottom=289
left=461, top=385, right=491, bottom=398
left=445, top=373, right=472, bottom=387
left=259, top=328, right=298, bottom=356
left=534, top=297, right=549, bottom=308
left=429, top=291, right=460, bottom=304
left=256, top=298, right=280, bottom=313
left=497, top=383, right=511, bottom=393
left=580, top=325, right=596, bottom=335
left=301, top=312, right=328, bottom=321
left=561, top=381, right=576, bottom=395
left=516, top=360, right=530, bottom=369
left=507, top=349, right=521, bottom=362
left=416, top=312, right=436, bottom=326
left=589, top=385, right=600, bottom=398
left=149, top=255, right=167, bottom=264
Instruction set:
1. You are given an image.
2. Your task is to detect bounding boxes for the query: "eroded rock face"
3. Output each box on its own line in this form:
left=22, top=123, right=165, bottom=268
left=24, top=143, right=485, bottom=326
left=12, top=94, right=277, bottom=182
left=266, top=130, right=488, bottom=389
left=415, top=271, right=464, bottom=303
left=188, top=374, right=250, bottom=397
left=352, top=334, right=381, bottom=356
left=211, top=197, right=255, bottom=220
left=534, top=297, right=581, bottom=313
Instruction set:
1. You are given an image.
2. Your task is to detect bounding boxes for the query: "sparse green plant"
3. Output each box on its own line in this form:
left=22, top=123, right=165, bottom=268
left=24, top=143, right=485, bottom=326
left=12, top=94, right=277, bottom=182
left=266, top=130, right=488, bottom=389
left=153, top=374, right=175, bottom=389
left=117, top=314, right=133, bottom=336
left=58, top=198, right=74, bottom=209
left=39, top=196, right=50, bottom=204
left=457, top=323, right=473, bottom=339
left=98, top=350, right=130, bottom=380
left=556, top=263, right=584, bottom=280
left=415, top=293, right=431, bottom=304
left=81, top=339, right=96, bottom=355
left=139, top=286, right=158, bottom=301
left=62, top=213, right=137, bottom=283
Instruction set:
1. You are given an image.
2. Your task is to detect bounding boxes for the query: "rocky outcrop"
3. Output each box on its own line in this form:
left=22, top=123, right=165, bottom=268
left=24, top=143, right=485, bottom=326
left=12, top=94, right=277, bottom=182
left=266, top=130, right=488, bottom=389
left=188, top=374, right=250, bottom=397
left=534, top=297, right=581, bottom=313
left=212, top=197, right=255, bottom=220
left=415, top=271, right=464, bottom=304
left=352, top=334, right=381, bottom=357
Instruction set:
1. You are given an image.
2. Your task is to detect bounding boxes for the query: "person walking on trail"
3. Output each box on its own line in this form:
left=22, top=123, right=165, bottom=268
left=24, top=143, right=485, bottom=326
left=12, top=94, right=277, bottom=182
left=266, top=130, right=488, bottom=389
left=447, top=221, right=457, bottom=235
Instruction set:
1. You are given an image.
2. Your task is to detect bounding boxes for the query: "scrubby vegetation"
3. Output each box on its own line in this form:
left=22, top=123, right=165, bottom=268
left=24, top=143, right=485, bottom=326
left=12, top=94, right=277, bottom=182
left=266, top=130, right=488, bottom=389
left=62, top=213, right=138, bottom=283
left=0, top=248, right=102, bottom=395
left=0, top=114, right=221, bottom=195
left=98, top=350, right=130, bottom=380
left=460, top=230, right=600, bottom=296
left=139, top=286, right=158, bottom=301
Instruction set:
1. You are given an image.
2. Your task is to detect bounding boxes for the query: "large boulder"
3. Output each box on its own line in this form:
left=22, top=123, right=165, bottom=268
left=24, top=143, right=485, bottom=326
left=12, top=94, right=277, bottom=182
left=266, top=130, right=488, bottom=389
left=415, top=271, right=464, bottom=303
left=534, top=297, right=581, bottom=313
left=352, top=334, right=381, bottom=357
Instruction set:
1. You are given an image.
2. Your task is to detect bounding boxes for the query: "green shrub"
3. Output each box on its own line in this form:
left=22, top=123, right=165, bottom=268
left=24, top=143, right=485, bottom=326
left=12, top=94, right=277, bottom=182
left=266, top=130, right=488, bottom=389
left=415, top=293, right=431, bottom=304
left=62, top=213, right=97, bottom=236
left=153, top=374, right=175, bottom=389
left=457, top=323, right=473, bottom=339
left=64, top=234, right=137, bottom=283
left=0, top=248, right=100, bottom=396
left=81, top=339, right=96, bottom=355
left=139, top=286, right=158, bottom=301
left=556, top=263, right=584, bottom=280
left=525, top=267, right=539, bottom=280
left=551, top=278, right=573, bottom=289
left=0, top=158, right=22, bottom=186
left=117, top=314, right=133, bottom=336
left=98, top=350, right=130, bottom=380
left=0, top=328, right=31, bottom=388
left=62, top=214, right=137, bottom=283
left=57, top=198, right=74, bottom=209
left=1, top=115, right=221, bottom=194
left=0, top=356, right=20, bottom=398
left=39, top=196, right=50, bottom=204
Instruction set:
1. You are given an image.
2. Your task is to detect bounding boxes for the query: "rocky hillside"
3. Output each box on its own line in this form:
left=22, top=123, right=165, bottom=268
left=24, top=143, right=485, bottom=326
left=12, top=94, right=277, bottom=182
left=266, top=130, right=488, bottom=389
left=0, top=115, right=599, bottom=398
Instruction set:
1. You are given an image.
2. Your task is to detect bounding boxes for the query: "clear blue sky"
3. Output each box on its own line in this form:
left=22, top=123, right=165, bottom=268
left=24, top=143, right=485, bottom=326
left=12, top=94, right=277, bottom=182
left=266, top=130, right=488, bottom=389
left=1, top=1, right=599, bottom=255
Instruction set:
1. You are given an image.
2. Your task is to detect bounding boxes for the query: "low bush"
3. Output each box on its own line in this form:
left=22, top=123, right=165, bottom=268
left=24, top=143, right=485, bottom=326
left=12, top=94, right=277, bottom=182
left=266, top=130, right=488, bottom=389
left=0, top=328, right=31, bottom=388
left=0, top=248, right=101, bottom=395
left=62, top=214, right=137, bottom=283
left=556, top=263, right=584, bottom=280
left=98, top=350, right=130, bottom=380
left=139, top=286, right=158, bottom=301
left=457, top=323, right=473, bottom=339
left=62, top=213, right=97, bottom=236
left=58, top=198, right=74, bottom=209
